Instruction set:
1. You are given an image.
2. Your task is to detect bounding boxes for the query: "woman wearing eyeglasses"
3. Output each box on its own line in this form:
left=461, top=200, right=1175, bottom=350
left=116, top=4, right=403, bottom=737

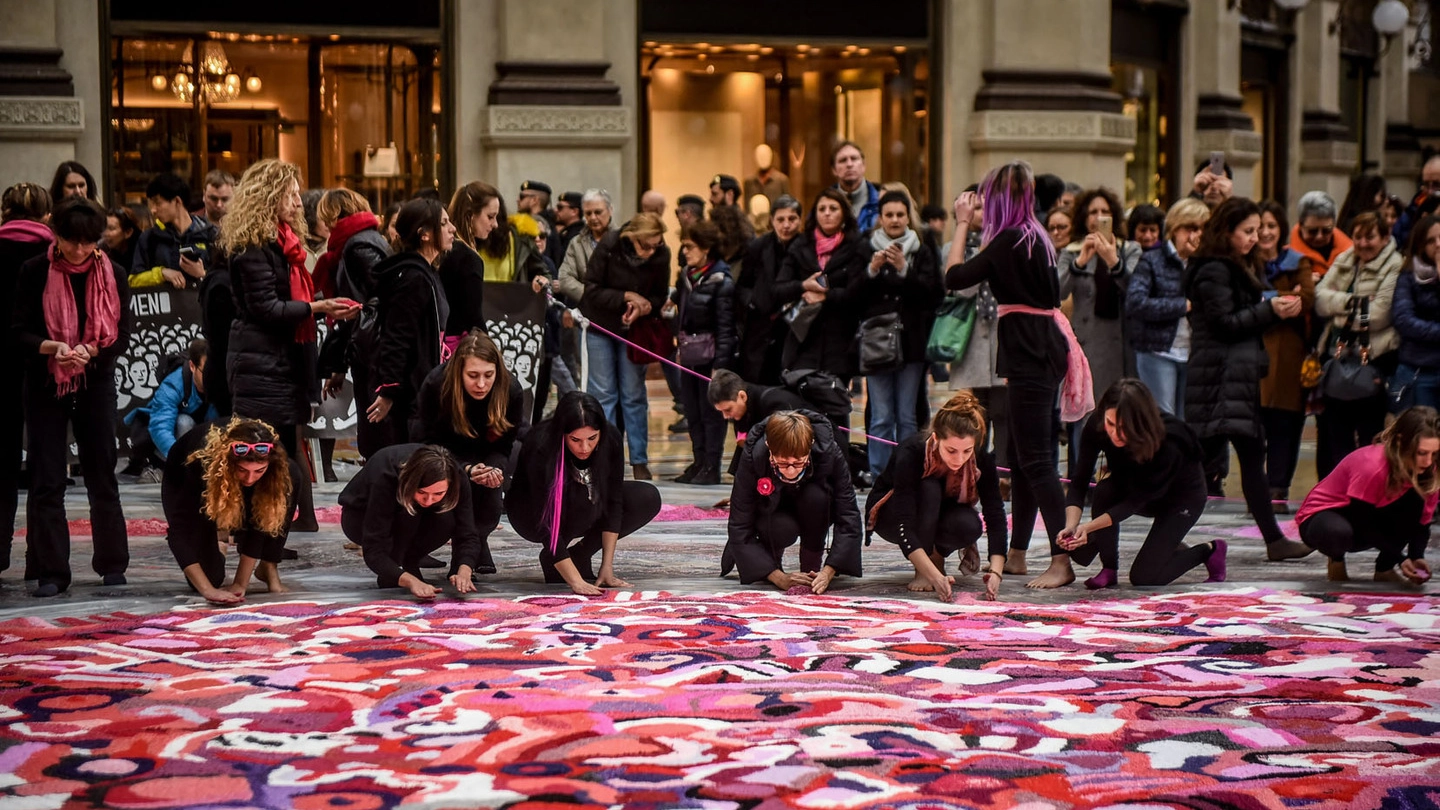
left=725, top=410, right=863, bottom=593
left=338, top=443, right=483, bottom=600
left=161, top=418, right=296, bottom=604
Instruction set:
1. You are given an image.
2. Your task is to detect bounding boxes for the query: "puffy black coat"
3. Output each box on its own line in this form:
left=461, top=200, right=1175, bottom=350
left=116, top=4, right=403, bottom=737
left=369, top=251, right=449, bottom=409
left=0, top=236, right=50, bottom=380
left=849, top=236, right=944, bottom=364
left=1183, top=256, right=1279, bottom=438
left=773, top=230, right=867, bottom=377
left=672, top=259, right=737, bottom=369
left=336, top=228, right=391, bottom=302
left=580, top=230, right=671, bottom=335
left=227, top=242, right=319, bottom=427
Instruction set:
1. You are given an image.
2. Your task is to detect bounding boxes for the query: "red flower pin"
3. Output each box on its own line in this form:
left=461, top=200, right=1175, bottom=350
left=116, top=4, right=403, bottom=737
left=756, top=477, right=775, bottom=496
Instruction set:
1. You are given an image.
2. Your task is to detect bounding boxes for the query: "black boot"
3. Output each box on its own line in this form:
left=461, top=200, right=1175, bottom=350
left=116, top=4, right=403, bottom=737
left=692, top=464, right=721, bottom=486
left=674, top=462, right=700, bottom=484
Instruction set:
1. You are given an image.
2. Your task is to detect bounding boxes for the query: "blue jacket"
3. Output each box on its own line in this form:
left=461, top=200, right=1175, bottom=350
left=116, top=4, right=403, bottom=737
left=1125, top=240, right=1188, bottom=354
left=1392, top=267, right=1440, bottom=370
left=836, top=181, right=881, bottom=234
left=125, top=366, right=218, bottom=459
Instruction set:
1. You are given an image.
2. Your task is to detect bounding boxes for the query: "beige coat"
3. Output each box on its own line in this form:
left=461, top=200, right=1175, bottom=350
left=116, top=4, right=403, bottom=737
left=1314, top=238, right=1404, bottom=359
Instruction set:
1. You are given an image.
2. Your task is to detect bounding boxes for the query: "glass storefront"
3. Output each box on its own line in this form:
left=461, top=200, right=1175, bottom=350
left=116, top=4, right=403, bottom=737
left=1110, top=0, right=1183, bottom=210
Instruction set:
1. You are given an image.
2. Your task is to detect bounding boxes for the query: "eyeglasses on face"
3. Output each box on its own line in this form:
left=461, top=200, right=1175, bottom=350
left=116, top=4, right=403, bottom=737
left=1302, top=226, right=1334, bottom=238
left=771, top=457, right=809, bottom=473
left=230, top=441, right=274, bottom=458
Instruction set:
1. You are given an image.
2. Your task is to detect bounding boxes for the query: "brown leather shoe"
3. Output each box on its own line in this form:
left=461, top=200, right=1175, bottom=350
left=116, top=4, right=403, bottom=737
left=632, top=464, right=653, bottom=481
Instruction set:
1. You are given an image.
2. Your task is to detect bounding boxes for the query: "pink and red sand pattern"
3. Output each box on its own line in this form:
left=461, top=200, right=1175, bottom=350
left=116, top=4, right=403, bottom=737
left=1, top=588, right=1438, bottom=809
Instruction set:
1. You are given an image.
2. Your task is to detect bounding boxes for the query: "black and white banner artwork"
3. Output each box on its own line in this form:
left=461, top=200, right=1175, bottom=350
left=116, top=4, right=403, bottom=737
left=481, top=282, right=547, bottom=421
left=114, top=287, right=205, bottom=439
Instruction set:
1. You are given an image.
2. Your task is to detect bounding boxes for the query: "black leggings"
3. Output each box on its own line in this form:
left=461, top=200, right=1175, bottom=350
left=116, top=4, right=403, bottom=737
left=1298, top=491, right=1424, bottom=572
left=759, top=483, right=832, bottom=573
left=1005, top=377, right=1067, bottom=555
left=1201, top=434, right=1284, bottom=544
left=470, top=481, right=501, bottom=570
left=510, top=481, right=661, bottom=580
left=678, top=365, right=727, bottom=468
left=872, top=477, right=982, bottom=559
left=341, top=508, right=449, bottom=589
left=1069, top=475, right=1210, bottom=585
left=1261, top=407, right=1306, bottom=493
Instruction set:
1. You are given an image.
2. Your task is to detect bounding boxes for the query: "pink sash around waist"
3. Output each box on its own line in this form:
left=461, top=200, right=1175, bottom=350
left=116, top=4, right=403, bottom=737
left=996, top=304, right=1095, bottom=423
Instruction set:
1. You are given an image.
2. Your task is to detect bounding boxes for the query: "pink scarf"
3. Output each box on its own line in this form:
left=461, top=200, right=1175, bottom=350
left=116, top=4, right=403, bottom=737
left=866, top=433, right=981, bottom=531
left=43, top=244, right=121, bottom=395
left=813, top=229, right=842, bottom=270
left=997, top=304, right=1095, bottom=423
left=0, top=219, right=55, bottom=244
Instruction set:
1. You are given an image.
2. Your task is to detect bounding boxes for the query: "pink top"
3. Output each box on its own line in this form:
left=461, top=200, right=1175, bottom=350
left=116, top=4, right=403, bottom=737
left=1296, top=444, right=1439, bottom=525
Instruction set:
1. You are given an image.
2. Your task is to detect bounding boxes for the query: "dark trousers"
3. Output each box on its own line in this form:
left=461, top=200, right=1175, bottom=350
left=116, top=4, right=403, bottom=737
left=1069, top=475, right=1210, bottom=585
left=1261, top=407, right=1307, bottom=493
left=1317, top=394, right=1387, bottom=480
left=169, top=524, right=287, bottom=589
left=511, top=481, right=661, bottom=580
left=275, top=424, right=316, bottom=529
left=1298, top=492, right=1423, bottom=573
left=973, top=386, right=1010, bottom=469
left=470, top=481, right=501, bottom=570
left=1006, top=378, right=1067, bottom=555
left=0, top=382, right=22, bottom=571
left=341, top=508, right=449, bottom=589
left=1201, top=433, right=1284, bottom=543
left=24, top=378, right=128, bottom=591
left=678, top=366, right=726, bottom=468
left=354, top=366, right=410, bottom=459
left=759, top=482, right=832, bottom=573
left=872, top=477, right=982, bottom=558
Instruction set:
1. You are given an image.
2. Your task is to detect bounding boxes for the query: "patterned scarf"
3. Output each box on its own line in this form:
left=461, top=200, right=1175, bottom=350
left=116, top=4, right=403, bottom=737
left=43, top=244, right=121, bottom=395
left=277, top=221, right=317, bottom=344
left=867, top=434, right=980, bottom=530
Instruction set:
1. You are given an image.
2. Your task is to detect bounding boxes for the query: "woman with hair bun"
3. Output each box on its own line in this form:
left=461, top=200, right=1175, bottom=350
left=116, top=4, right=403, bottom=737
left=866, top=391, right=1008, bottom=602
left=1058, top=379, right=1223, bottom=589
left=162, top=418, right=296, bottom=603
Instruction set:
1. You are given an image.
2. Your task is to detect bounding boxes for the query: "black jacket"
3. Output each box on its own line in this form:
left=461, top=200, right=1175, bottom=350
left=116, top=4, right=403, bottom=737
left=672, top=259, right=737, bottom=368
left=337, top=443, right=482, bottom=580
left=773, top=230, right=867, bottom=377
left=726, top=410, right=863, bottom=584
left=580, top=231, right=672, bottom=335
left=1068, top=413, right=1207, bottom=521
left=440, top=231, right=548, bottom=338
left=865, top=432, right=1008, bottom=559
left=227, top=241, right=318, bottom=426
left=850, top=236, right=944, bottom=364
left=506, top=428, right=626, bottom=545
left=13, top=250, right=133, bottom=392
left=1183, top=256, right=1279, bottom=438
left=369, top=251, right=449, bottom=409
left=0, top=236, right=50, bottom=374
left=336, top=228, right=391, bottom=302
left=161, top=422, right=294, bottom=561
left=1393, top=269, right=1440, bottom=370
left=737, top=232, right=795, bottom=383
left=412, top=363, right=524, bottom=470
left=198, top=259, right=235, bottom=416
left=130, top=216, right=219, bottom=288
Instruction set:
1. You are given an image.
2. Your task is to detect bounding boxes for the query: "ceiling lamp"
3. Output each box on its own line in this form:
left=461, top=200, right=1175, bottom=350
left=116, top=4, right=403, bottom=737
left=172, top=40, right=251, bottom=105
left=1372, top=0, right=1411, bottom=35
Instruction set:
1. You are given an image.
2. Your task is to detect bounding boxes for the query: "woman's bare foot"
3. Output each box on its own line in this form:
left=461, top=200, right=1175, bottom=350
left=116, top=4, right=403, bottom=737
left=907, top=573, right=954, bottom=592
left=1327, top=559, right=1349, bottom=582
left=1005, top=548, right=1028, bottom=576
left=201, top=587, right=243, bottom=605
left=1026, top=559, right=1075, bottom=589
left=959, top=546, right=980, bottom=576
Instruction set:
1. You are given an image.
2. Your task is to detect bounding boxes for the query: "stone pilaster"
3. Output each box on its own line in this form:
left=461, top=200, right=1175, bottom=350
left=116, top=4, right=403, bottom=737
left=1294, top=0, right=1356, bottom=201
left=1185, top=1, right=1262, bottom=198
left=1380, top=17, right=1422, bottom=194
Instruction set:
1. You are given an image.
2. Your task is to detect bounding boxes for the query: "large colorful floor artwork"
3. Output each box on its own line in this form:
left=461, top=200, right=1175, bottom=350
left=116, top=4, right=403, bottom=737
left=2, top=588, right=1439, bottom=809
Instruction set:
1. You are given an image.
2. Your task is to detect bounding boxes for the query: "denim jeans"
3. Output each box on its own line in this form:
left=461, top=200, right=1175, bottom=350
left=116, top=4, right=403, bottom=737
left=585, top=330, right=650, bottom=465
left=1134, top=351, right=1187, bottom=416
left=1391, top=363, right=1440, bottom=412
left=866, top=362, right=926, bottom=474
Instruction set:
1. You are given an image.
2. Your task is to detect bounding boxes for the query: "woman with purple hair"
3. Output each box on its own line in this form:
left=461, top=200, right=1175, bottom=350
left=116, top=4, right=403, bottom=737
left=505, top=391, right=660, bottom=595
left=944, top=161, right=1094, bottom=589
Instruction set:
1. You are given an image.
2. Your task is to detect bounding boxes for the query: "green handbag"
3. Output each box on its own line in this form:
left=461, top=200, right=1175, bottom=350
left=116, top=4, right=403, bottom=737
left=925, top=294, right=977, bottom=363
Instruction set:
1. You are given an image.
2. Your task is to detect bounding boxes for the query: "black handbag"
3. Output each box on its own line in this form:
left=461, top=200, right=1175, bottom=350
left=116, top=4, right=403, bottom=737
left=1320, top=297, right=1385, bottom=402
left=855, top=312, right=904, bottom=374
left=676, top=332, right=715, bottom=366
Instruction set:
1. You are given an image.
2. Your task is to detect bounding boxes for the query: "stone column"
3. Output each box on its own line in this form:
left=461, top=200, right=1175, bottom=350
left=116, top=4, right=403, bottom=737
left=958, top=0, right=1134, bottom=193
left=458, top=0, right=636, bottom=211
left=1379, top=18, right=1422, bottom=196
left=1294, top=0, right=1356, bottom=201
left=1186, top=0, right=1263, bottom=198
left=0, top=0, right=98, bottom=195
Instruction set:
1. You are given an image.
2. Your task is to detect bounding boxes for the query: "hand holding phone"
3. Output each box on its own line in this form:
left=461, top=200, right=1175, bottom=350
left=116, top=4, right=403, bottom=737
left=1209, top=151, right=1226, bottom=176
left=1095, top=215, right=1113, bottom=240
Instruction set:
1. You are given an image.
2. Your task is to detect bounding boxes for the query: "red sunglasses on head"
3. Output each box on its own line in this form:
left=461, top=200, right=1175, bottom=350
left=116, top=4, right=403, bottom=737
left=230, top=441, right=274, bottom=458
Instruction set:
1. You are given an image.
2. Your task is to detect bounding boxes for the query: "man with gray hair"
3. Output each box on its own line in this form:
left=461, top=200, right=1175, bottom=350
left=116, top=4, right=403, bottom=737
left=557, top=188, right=615, bottom=304
left=1290, top=190, right=1352, bottom=276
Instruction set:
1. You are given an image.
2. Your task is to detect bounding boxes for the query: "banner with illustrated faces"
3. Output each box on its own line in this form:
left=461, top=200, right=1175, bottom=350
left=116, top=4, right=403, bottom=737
left=482, top=281, right=547, bottom=423
left=306, top=319, right=357, bottom=440
left=114, top=287, right=206, bottom=443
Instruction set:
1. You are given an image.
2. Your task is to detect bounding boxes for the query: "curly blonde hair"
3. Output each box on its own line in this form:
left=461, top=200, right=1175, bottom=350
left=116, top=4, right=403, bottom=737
left=188, top=418, right=294, bottom=535
left=219, top=159, right=308, bottom=254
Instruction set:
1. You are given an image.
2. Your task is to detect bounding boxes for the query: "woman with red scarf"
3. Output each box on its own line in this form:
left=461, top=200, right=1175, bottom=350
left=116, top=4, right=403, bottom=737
left=12, top=198, right=131, bottom=597
left=220, top=160, right=359, bottom=530
left=866, top=392, right=1009, bottom=602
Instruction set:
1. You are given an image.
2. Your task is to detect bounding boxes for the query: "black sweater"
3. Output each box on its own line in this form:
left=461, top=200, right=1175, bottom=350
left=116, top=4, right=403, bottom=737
left=945, top=228, right=1067, bottom=381
left=370, top=252, right=450, bottom=408
left=506, top=430, right=626, bottom=542
left=866, top=432, right=1009, bottom=558
left=412, top=363, right=524, bottom=470
left=850, top=238, right=945, bottom=364
left=337, top=443, right=481, bottom=580
left=161, top=423, right=293, bottom=563
left=1067, top=413, right=1207, bottom=523
left=13, top=252, right=133, bottom=391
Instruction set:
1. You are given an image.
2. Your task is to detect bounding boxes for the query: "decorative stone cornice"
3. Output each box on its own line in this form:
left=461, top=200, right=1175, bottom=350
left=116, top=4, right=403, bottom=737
left=968, top=110, right=1136, bottom=154
left=1299, top=138, right=1360, bottom=174
left=0, top=96, right=83, bottom=139
left=481, top=105, right=631, bottom=147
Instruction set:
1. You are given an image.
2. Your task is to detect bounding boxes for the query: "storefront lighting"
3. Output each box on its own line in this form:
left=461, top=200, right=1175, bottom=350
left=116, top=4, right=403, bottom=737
left=858, top=47, right=870, bottom=55
left=150, top=73, right=167, bottom=90
left=894, top=45, right=908, bottom=53
left=706, top=64, right=715, bottom=74
left=245, top=73, right=262, bottom=93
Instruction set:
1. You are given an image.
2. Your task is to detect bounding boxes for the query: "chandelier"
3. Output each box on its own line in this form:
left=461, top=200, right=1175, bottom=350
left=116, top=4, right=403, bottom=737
left=172, top=41, right=243, bottom=105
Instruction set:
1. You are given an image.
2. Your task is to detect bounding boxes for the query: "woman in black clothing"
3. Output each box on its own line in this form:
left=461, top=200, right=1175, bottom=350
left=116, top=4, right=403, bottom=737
left=314, top=188, right=392, bottom=406
left=12, top=198, right=131, bottom=597
left=339, top=443, right=482, bottom=599
left=738, top=195, right=803, bottom=385
left=49, top=160, right=97, bottom=203
left=944, top=161, right=1084, bottom=590
left=671, top=219, right=736, bottom=485
left=102, top=206, right=145, bottom=275
left=163, top=418, right=295, bottom=603
left=0, top=183, right=52, bottom=574
left=413, top=330, right=525, bottom=575
left=505, top=391, right=660, bottom=595
left=1183, top=197, right=1313, bottom=561
left=443, top=182, right=550, bottom=345
left=867, top=392, right=1008, bottom=602
left=726, top=410, right=863, bottom=594
left=363, top=197, right=455, bottom=456
left=1059, top=379, right=1225, bottom=588
left=772, top=188, right=866, bottom=383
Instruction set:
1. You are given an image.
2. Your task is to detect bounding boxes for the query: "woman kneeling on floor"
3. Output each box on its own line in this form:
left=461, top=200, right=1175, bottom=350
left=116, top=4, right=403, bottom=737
left=505, top=391, right=660, bottom=595
left=1057, top=379, right=1225, bottom=588
left=866, top=391, right=1008, bottom=602
left=726, top=410, right=863, bottom=594
left=1297, top=405, right=1437, bottom=585
left=338, top=444, right=482, bottom=599
left=162, top=418, right=295, bottom=604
